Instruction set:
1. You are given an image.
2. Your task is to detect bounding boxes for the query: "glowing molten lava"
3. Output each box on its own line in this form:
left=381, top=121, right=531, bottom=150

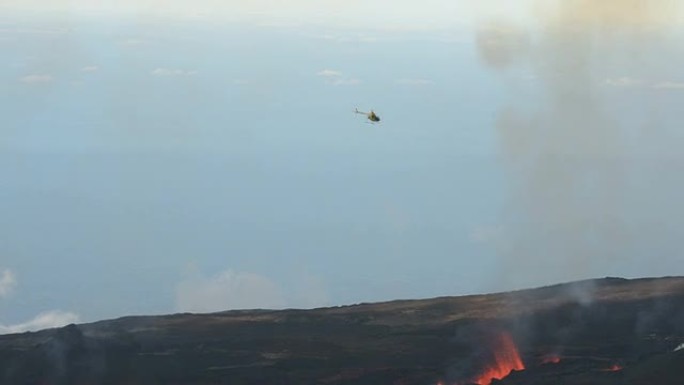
left=604, top=364, right=623, bottom=372
left=470, top=332, right=525, bottom=385
left=541, top=354, right=561, bottom=364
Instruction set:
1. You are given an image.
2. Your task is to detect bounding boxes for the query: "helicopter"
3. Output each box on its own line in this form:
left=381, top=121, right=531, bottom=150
left=355, top=108, right=381, bottom=123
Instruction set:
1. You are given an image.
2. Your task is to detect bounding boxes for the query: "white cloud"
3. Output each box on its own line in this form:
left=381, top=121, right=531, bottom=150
left=255, top=20, right=304, bottom=28
left=175, top=269, right=287, bottom=313
left=329, top=78, right=361, bottom=86
left=358, top=36, right=379, bottom=43
left=0, top=27, right=69, bottom=35
left=0, top=310, right=80, bottom=335
left=19, top=74, right=53, bottom=84
left=316, top=69, right=343, bottom=77
left=603, top=77, right=684, bottom=90
left=652, top=81, right=684, bottom=89
left=0, top=269, right=17, bottom=298
left=316, top=69, right=360, bottom=86
left=175, top=265, right=330, bottom=312
left=151, top=68, right=198, bottom=77
left=0, top=269, right=80, bottom=335
left=81, top=65, right=99, bottom=72
left=436, top=34, right=469, bottom=44
left=315, top=34, right=379, bottom=43
left=318, top=34, right=345, bottom=42
left=603, top=77, right=644, bottom=87
left=118, top=37, right=145, bottom=46
left=2, top=1, right=545, bottom=31
left=395, top=78, right=434, bottom=86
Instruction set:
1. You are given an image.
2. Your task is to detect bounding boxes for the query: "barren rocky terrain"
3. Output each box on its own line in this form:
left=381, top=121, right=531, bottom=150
left=1, top=276, right=683, bottom=385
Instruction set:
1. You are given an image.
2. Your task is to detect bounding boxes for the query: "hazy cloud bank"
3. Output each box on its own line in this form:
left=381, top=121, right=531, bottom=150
left=175, top=268, right=330, bottom=313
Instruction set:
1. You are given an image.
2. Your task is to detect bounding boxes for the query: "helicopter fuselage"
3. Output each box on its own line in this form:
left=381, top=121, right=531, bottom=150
left=355, top=108, right=380, bottom=122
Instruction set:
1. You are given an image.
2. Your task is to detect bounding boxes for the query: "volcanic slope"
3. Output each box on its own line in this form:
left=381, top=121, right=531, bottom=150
left=1, top=277, right=683, bottom=385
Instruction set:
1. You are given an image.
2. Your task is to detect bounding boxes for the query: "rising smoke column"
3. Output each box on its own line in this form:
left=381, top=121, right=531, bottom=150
left=476, top=0, right=684, bottom=289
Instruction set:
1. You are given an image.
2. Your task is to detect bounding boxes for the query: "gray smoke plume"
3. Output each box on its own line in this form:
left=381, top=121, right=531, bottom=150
left=477, top=0, right=684, bottom=290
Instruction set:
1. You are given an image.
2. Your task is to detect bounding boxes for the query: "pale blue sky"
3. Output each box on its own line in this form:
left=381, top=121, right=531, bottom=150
left=2, top=1, right=684, bottom=332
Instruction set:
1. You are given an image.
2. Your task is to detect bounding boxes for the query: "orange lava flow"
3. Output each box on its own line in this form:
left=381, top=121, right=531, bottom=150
left=470, top=332, right=525, bottom=385
left=605, top=364, right=623, bottom=372
left=541, top=354, right=561, bottom=364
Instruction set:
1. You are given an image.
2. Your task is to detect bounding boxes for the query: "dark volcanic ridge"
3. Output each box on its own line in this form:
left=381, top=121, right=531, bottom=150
left=1, top=276, right=683, bottom=385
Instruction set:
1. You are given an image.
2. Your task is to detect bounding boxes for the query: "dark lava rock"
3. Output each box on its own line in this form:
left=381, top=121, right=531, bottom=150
left=0, top=276, right=682, bottom=385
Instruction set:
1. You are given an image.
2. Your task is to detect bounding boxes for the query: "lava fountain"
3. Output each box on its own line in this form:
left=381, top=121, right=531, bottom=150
left=468, top=332, right=525, bottom=385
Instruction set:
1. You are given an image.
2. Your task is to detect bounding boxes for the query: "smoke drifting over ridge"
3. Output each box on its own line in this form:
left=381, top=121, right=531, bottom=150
left=477, top=0, right=684, bottom=289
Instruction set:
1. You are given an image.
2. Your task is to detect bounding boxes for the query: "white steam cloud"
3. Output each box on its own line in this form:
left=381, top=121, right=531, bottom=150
left=0, top=311, right=81, bottom=335
left=0, top=269, right=17, bottom=298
